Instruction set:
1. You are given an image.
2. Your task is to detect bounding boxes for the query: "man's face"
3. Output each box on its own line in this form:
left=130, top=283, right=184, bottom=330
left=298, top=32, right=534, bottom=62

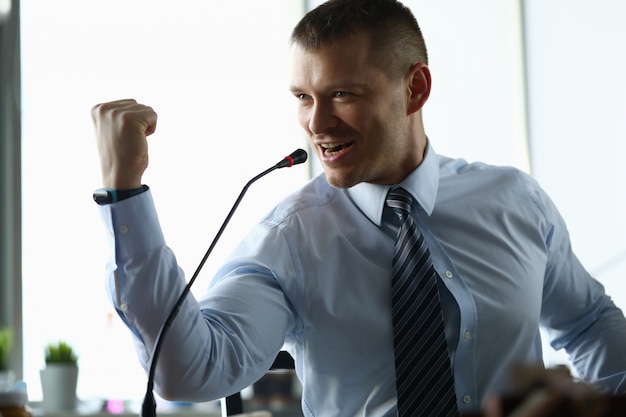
left=290, top=32, right=422, bottom=188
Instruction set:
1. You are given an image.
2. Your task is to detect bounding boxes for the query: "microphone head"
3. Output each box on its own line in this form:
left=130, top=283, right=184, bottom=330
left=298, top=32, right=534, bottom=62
left=276, top=148, right=308, bottom=168
left=290, top=149, right=308, bottom=165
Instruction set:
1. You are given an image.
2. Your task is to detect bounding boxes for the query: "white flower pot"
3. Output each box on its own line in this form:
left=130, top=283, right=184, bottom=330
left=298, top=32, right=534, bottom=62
left=40, top=364, right=78, bottom=412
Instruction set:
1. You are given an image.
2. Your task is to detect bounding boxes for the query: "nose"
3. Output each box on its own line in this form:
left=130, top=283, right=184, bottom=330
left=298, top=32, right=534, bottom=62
left=307, top=101, right=338, bottom=135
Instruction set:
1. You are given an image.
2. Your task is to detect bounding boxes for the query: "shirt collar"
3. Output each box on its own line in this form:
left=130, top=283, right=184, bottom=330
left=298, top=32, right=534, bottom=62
left=346, top=142, right=440, bottom=226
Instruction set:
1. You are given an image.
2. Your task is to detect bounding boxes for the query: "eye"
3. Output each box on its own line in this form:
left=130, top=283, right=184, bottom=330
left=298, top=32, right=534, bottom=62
left=297, top=93, right=311, bottom=101
left=333, top=91, right=348, bottom=98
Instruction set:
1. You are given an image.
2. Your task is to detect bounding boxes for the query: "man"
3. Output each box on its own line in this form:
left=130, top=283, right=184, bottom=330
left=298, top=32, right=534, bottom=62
left=92, top=0, right=626, bottom=415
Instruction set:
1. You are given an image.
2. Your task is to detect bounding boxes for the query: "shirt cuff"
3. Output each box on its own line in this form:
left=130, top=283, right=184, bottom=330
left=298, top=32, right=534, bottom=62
left=98, top=189, right=166, bottom=262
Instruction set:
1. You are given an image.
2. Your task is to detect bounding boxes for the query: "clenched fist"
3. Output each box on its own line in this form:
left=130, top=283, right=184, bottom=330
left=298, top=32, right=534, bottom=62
left=92, top=99, right=158, bottom=189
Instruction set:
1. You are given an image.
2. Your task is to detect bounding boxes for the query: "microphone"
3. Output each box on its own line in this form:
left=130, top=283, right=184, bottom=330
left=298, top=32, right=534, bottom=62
left=276, top=148, right=308, bottom=168
left=141, top=148, right=308, bottom=417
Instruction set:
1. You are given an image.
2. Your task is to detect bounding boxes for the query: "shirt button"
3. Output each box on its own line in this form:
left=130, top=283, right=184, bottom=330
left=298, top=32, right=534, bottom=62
left=445, top=270, right=454, bottom=279
left=464, top=330, right=471, bottom=339
left=120, top=304, right=128, bottom=312
left=119, top=225, right=129, bottom=234
left=463, top=395, right=471, bottom=404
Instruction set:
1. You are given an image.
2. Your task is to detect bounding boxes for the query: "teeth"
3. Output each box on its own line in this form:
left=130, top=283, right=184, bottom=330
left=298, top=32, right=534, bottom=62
left=320, top=141, right=352, bottom=155
left=321, top=143, right=342, bottom=149
left=322, top=143, right=343, bottom=154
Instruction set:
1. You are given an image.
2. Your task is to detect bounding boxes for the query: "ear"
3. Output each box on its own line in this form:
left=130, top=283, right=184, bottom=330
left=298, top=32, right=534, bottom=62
left=406, top=62, right=431, bottom=115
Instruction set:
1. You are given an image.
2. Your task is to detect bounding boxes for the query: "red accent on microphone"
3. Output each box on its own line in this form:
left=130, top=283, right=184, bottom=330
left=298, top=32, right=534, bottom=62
left=285, top=155, right=294, bottom=167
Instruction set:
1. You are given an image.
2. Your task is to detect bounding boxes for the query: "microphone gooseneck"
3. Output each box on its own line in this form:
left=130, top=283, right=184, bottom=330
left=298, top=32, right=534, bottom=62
left=141, top=148, right=308, bottom=417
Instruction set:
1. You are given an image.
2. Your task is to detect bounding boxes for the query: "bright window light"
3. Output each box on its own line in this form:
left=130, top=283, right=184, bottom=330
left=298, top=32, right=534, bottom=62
left=21, top=0, right=307, bottom=403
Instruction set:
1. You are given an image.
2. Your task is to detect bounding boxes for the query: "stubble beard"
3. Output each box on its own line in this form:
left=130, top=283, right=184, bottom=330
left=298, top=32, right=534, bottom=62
left=322, top=163, right=367, bottom=189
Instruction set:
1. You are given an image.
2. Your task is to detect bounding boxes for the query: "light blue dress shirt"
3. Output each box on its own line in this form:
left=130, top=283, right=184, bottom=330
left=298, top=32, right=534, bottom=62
left=99, top=144, right=626, bottom=416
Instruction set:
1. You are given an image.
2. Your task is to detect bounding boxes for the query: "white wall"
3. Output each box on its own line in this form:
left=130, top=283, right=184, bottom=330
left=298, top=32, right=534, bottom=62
left=410, top=0, right=530, bottom=171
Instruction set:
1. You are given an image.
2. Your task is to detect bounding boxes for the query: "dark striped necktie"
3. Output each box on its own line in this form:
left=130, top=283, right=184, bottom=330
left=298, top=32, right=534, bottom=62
left=386, top=187, right=459, bottom=417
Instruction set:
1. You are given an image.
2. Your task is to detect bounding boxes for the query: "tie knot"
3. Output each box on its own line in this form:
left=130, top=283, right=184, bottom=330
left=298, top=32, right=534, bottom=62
left=386, top=187, right=414, bottom=219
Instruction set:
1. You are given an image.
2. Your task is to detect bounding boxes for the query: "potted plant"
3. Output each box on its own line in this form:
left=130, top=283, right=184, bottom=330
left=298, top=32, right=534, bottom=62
left=40, top=340, right=79, bottom=412
left=0, top=327, right=14, bottom=391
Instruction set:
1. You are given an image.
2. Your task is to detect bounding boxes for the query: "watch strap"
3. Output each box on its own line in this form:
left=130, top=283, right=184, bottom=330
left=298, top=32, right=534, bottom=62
left=93, top=185, right=149, bottom=205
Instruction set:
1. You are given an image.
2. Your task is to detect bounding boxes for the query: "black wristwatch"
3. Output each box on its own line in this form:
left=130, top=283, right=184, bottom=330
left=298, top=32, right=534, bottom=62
left=93, top=185, right=149, bottom=205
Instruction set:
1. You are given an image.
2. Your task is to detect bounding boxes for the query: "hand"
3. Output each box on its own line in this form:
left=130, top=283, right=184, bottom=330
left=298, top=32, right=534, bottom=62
left=482, top=367, right=609, bottom=417
left=91, top=99, right=158, bottom=189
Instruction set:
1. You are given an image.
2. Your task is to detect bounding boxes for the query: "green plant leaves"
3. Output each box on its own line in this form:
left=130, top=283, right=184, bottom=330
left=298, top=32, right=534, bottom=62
left=44, top=341, right=78, bottom=365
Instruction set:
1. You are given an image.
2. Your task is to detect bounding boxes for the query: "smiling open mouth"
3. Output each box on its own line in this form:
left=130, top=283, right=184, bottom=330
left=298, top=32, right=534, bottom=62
left=320, top=141, right=354, bottom=156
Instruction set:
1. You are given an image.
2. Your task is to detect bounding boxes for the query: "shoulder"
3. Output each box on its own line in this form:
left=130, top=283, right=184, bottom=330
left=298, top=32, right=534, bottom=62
left=435, top=154, right=554, bottom=217
left=262, top=173, right=342, bottom=226
left=438, top=154, right=541, bottom=193
left=438, top=154, right=525, bottom=179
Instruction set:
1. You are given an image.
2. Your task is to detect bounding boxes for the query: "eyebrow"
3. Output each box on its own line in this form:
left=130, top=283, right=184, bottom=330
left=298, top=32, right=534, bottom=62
left=289, top=82, right=370, bottom=94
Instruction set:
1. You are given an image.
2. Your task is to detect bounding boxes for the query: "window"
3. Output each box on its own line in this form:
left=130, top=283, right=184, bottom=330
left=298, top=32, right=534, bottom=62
left=21, top=0, right=307, bottom=402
